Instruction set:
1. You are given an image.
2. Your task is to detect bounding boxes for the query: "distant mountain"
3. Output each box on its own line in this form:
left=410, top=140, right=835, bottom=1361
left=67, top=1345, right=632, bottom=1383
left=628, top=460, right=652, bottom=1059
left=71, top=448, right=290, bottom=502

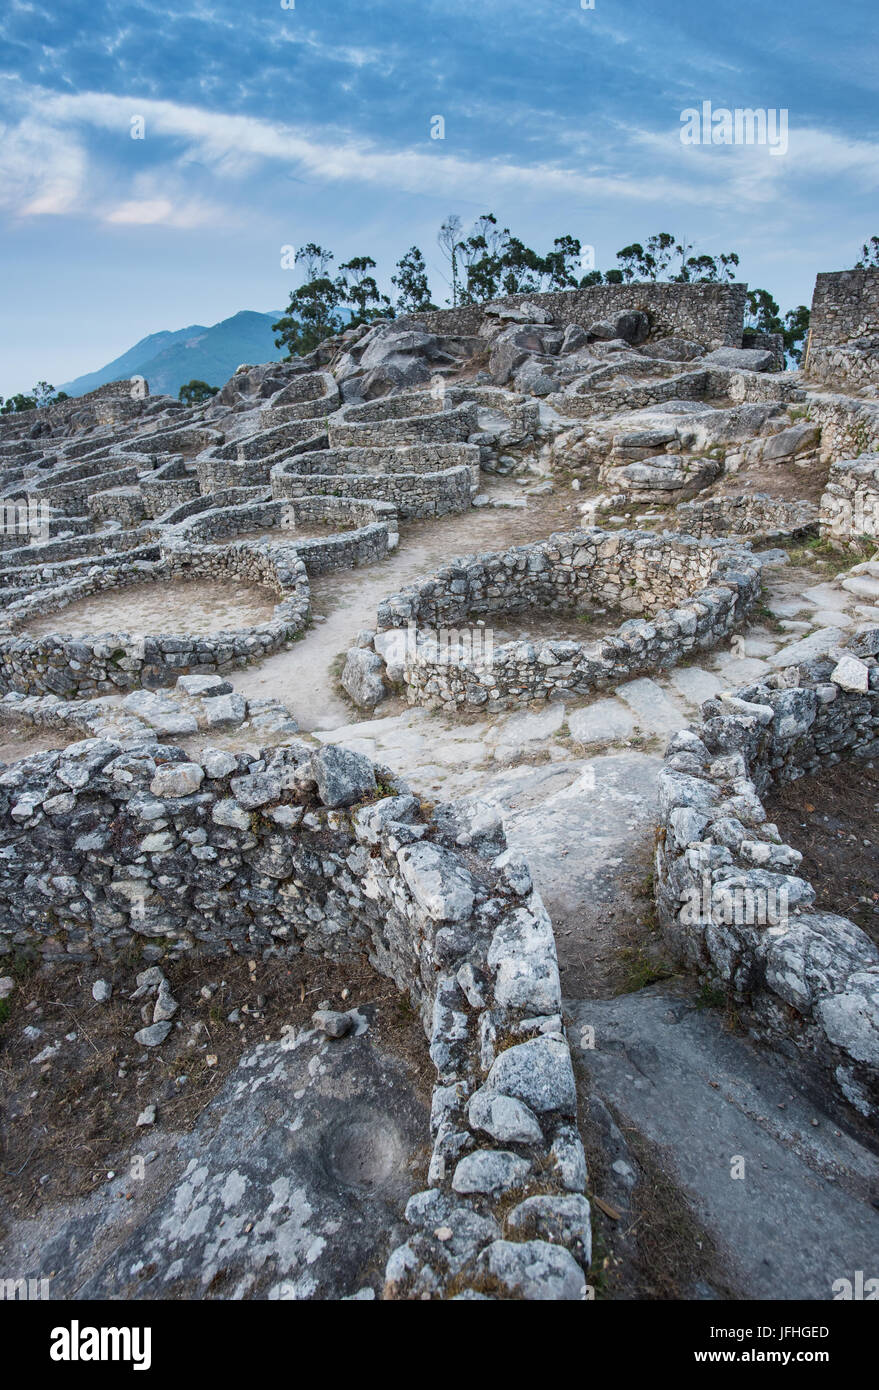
left=60, top=310, right=286, bottom=399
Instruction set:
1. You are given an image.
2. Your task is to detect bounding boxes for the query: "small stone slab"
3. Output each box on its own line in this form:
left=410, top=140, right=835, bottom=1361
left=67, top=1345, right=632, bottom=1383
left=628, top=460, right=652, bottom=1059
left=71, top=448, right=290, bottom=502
left=667, top=666, right=724, bottom=706
left=830, top=653, right=870, bottom=693
left=201, top=693, right=247, bottom=729
left=133, top=1021, right=171, bottom=1047
left=176, top=674, right=234, bottom=697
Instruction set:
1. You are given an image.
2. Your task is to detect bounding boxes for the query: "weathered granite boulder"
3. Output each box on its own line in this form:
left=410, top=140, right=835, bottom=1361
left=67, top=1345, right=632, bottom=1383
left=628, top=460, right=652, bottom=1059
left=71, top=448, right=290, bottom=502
left=586, top=310, right=649, bottom=346
left=341, top=647, right=387, bottom=708
left=310, top=743, right=377, bottom=808
left=513, top=358, right=559, bottom=396
left=473, top=1239, right=587, bottom=1300
left=334, top=325, right=461, bottom=400
left=702, top=346, right=776, bottom=372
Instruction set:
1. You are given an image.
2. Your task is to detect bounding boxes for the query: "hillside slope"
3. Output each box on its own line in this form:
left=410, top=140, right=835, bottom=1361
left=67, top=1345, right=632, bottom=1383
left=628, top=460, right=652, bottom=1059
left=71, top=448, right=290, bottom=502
left=61, top=310, right=285, bottom=398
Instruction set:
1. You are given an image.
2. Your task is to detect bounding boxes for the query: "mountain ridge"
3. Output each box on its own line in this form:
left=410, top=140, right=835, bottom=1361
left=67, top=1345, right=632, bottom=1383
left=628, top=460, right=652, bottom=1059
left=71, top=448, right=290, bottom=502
left=60, top=309, right=286, bottom=399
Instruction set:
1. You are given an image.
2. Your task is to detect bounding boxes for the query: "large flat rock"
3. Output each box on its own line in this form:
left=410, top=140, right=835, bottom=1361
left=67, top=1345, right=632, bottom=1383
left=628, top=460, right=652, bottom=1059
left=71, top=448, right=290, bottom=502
left=615, top=677, right=688, bottom=736
left=5, top=1012, right=428, bottom=1301
left=567, top=988, right=879, bottom=1300
left=479, top=751, right=661, bottom=996
left=770, top=627, right=845, bottom=668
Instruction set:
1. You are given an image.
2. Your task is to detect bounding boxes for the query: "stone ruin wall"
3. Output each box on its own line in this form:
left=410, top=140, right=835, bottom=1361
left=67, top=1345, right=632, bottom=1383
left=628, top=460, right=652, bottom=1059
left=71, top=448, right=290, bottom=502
left=0, top=544, right=312, bottom=698
left=545, top=362, right=804, bottom=422
left=374, top=529, right=762, bottom=712
left=805, top=269, right=879, bottom=392
left=0, top=378, right=175, bottom=440
left=0, top=527, right=158, bottom=575
left=270, top=456, right=475, bottom=519
left=820, top=453, right=879, bottom=543
left=808, top=269, right=879, bottom=351
left=399, top=281, right=749, bottom=350
left=0, top=736, right=591, bottom=1300
left=655, top=654, right=879, bottom=1122
left=675, top=493, right=819, bottom=541
left=0, top=503, right=401, bottom=698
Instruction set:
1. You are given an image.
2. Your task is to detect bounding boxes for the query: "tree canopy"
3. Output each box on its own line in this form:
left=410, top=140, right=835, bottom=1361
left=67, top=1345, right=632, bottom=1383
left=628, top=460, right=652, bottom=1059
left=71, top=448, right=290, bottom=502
left=273, top=244, right=396, bottom=358
left=253, top=216, right=844, bottom=368
left=744, top=288, right=811, bottom=364
left=391, top=246, right=437, bottom=314
left=0, top=382, right=68, bottom=414
left=178, top=380, right=219, bottom=405
left=855, top=236, right=879, bottom=269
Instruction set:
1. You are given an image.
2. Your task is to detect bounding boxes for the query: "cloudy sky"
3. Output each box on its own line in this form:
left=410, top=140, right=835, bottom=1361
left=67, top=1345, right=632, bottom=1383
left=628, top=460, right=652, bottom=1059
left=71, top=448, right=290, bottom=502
left=0, top=0, right=876, bottom=395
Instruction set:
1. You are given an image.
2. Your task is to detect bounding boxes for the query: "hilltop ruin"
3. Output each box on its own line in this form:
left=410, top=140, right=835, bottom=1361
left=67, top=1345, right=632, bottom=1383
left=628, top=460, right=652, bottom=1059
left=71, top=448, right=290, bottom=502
left=0, top=270, right=877, bottom=1301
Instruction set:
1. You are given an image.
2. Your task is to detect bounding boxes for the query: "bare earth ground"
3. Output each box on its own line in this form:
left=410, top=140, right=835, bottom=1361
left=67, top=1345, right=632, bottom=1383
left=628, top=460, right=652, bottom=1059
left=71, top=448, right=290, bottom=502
left=23, top=576, right=277, bottom=638
left=765, top=761, right=879, bottom=946
left=0, top=948, right=431, bottom=1234
left=712, top=461, right=828, bottom=506
left=0, top=727, right=71, bottom=764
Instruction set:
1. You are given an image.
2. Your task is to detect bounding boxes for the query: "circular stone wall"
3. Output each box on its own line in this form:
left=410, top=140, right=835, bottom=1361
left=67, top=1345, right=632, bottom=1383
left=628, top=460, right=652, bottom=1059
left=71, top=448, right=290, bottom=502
left=0, top=544, right=311, bottom=697
left=373, top=527, right=763, bottom=711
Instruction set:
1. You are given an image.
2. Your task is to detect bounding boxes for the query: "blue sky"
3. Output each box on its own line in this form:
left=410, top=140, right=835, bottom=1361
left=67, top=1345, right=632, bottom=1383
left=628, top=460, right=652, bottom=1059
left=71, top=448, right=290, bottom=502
left=1, top=0, right=876, bottom=395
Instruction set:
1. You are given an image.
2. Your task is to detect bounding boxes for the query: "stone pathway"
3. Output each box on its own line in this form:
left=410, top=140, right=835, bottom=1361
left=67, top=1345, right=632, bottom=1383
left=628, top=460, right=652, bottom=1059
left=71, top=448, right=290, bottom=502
left=289, top=539, right=879, bottom=1294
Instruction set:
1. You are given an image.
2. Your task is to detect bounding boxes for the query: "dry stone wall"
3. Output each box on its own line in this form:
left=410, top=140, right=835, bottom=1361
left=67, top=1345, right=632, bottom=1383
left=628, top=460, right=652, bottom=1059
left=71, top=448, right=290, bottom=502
left=270, top=457, right=474, bottom=519
left=805, top=270, right=879, bottom=393
left=807, top=270, right=879, bottom=348
left=675, top=493, right=819, bottom=541
left=88, top=486, right=147, bottom=528
left=374, top=529, right=762, bottom=711
left=820, top=454, right=879, bottom=542
left=398, top=282, right=748, bottom=349
left=655, top=650, right=879, bottom=1120
left=329, top=397, right=479, bottom=448
left=0, top=736, right=590, bottom=1300
left=139, top=458, right=201, bottom=517
left=0, top=544, right=312, bottom=697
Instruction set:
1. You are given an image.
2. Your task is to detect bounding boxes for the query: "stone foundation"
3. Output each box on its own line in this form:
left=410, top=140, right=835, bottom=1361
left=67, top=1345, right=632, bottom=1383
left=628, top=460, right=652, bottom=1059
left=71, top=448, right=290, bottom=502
left=804, top=269, right=879, bottom=393
left=329, top=396, right=479, bottom=448
left=398, top=281, right=748, bottom=349
left=0, top=736, right=589, bottom=1300
left=374, top=528, right=762, bottom=711
left=675, top=494, right=819, bottom=541
left=820, top=454, right=879, bottom=542
left=0, top=545, right=312, bottom=697
left=654, top=654, right=879, bottom=1120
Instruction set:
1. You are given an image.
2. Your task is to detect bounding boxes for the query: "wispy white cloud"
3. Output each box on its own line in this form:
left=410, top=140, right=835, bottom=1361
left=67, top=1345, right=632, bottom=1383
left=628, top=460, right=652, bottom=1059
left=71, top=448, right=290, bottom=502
left=1, top=78, right=877, bottom=234
left=0, top=83, right=710, bottom=226
left=0, top=110, right=86, bottom=215
left=272, top=27, right=398, bottom=75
